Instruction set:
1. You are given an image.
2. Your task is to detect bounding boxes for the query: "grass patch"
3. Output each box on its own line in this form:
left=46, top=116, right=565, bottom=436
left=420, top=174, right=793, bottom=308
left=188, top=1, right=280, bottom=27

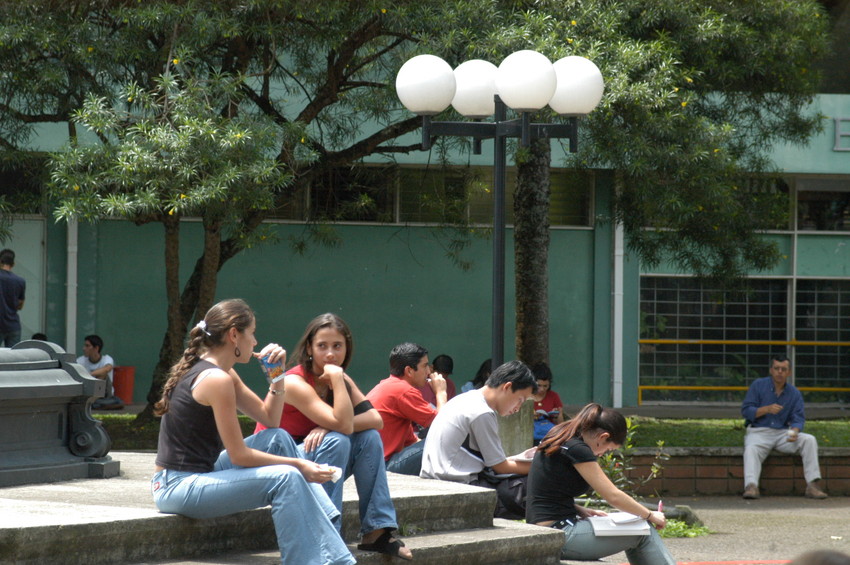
left=95, top=413, right=256, bottom=450
left=95, top=413, right=850, bottom=451
left=630, top=417, right=850, bottom=448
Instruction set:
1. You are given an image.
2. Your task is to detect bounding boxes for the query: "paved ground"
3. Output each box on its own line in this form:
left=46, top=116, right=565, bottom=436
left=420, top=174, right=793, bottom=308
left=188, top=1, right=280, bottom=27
left=2, top=451, right=848, bottom=564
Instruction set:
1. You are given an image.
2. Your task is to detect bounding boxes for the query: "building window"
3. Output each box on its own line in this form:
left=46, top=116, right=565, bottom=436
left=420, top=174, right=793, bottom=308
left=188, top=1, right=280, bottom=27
left=639, top=277, right=787, bottom=402
left=275, top=164, right=594, bottom=227
left=795, top=279, right=850, bottom=387
left=307, top=166, right=395, bottom=222
left=640, top=276, right=850, bottom=403
left=398, top=167, right=482, bottom=224
left=796, top=178, right=850, bottom=231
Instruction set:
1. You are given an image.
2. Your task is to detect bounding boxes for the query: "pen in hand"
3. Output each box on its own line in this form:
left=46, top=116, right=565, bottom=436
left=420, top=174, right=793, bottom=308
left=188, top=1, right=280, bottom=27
left=657, top=500, right=663, bottom=513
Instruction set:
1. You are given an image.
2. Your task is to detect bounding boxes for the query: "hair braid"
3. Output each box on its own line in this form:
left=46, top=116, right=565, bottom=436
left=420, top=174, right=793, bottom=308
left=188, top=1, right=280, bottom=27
left=154, top=299, right=255, bottom=417
left=154, top=330, right=207, bottom=416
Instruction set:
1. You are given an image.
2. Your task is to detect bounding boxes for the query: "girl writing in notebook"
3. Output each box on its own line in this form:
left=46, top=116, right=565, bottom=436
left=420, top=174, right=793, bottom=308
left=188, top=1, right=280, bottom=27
left=525, top=402, right=675, bottom=564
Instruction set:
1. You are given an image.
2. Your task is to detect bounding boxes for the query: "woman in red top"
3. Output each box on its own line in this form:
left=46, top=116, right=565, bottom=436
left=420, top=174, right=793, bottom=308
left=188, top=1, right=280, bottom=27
left=255, top=313, right=411, bottom=560
left=531, top=363, right=565, bottom=444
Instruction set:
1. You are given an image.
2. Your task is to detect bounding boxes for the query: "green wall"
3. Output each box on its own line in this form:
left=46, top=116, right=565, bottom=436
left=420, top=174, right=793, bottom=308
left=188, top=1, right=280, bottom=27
left=73, top=217, right=607, bottom=405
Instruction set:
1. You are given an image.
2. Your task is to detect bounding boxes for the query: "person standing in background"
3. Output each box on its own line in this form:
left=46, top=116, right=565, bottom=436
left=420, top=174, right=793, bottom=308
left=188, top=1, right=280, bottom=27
left=0, top=249, right=25, bottom=347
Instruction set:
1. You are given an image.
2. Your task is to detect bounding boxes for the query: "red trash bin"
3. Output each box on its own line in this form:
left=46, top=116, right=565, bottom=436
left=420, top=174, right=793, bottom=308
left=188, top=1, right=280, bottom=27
left=112, top=366, right=136, bottom=405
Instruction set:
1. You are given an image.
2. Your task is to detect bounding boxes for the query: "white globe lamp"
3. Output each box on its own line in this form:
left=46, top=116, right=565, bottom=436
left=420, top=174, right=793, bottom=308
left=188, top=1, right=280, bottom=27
left=451, top=59, right=498, bottom=118
left=549, top=56, right=605, bottom=115
left=395, top=54, right=456, bottom=116
left=495, top=50, right=556, bottom=112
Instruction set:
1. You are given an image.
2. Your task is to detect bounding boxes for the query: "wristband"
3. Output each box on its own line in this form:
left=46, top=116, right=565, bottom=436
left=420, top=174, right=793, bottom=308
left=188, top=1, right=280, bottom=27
left=353, top=399, right=373, bottom=415
left=268, top=387, right=284, bottom=396
left=644, top=510, right=652, bottom=520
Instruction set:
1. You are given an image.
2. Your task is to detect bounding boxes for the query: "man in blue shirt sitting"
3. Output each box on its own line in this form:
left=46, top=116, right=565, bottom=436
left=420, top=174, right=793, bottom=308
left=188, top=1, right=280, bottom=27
left=741, top=354, right=827, bottom=500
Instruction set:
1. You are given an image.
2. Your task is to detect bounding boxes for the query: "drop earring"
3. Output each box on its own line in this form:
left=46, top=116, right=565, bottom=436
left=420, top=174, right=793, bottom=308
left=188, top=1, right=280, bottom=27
left=235, top=346, right=242, bottom=358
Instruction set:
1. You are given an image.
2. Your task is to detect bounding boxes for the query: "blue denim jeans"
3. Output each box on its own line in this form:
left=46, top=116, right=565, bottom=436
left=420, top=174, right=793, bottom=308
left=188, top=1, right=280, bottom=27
left=386, top=441, right=425, bottom=476
left=151, top=428, right=355, bottom=565
left=299, top=429, right=398, bottom=536
left=557, top=519, right=676, bottom=564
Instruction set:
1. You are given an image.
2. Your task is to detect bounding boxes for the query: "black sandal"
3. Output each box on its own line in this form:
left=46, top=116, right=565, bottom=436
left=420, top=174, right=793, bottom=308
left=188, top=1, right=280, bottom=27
left=357, top=528, right=412, bottom=561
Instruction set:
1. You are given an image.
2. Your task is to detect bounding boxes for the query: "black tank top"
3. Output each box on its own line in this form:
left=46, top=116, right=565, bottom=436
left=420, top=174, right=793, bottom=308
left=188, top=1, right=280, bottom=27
left=155, top=360, right=224, bottom=473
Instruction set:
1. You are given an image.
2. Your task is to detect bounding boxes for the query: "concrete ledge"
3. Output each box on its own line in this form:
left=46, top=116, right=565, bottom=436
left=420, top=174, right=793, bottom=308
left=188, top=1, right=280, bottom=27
left=0, top=453, right=507, bottom=565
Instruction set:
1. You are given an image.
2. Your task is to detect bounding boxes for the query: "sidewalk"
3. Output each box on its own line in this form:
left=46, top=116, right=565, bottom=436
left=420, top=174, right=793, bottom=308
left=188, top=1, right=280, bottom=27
left=1, top=450, right=848, bottom=564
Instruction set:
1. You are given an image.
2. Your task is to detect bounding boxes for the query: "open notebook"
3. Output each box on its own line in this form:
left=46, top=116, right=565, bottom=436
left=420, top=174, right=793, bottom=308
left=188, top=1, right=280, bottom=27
left=588, top=512, right=651, bottom=536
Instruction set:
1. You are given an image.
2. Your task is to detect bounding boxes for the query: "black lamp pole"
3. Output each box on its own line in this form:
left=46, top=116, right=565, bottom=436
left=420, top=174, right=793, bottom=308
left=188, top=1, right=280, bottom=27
left=420, top=95, right=578, bottom=367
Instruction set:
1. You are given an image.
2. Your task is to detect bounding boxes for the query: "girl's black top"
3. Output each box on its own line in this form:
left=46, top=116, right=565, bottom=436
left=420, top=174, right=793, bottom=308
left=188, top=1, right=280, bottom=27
left=155, top=360, right=224, bottom=473
left=525, top=437, right=597, bottom=524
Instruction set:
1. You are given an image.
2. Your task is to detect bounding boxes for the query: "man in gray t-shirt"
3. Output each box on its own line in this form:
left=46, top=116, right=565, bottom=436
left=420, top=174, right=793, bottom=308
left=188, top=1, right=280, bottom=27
left=421, top=360, right=537, bottom=518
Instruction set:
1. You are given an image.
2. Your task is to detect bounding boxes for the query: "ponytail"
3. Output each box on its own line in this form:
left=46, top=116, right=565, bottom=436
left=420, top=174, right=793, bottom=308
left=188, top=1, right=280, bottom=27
left=538, top=402, right=627, bottom=456
left=154, top=298, right=255, bottom=416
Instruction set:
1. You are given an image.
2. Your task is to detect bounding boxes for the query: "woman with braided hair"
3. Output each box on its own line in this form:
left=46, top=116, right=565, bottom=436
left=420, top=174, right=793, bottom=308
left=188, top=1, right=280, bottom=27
left=151, top=299, right=354, bottom=565
left=526, top=402, right=675, bottom=564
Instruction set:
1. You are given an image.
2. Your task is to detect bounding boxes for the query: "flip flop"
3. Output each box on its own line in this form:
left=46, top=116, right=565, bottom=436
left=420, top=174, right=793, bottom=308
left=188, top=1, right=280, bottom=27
left=357, top=528, right=412, bottom=561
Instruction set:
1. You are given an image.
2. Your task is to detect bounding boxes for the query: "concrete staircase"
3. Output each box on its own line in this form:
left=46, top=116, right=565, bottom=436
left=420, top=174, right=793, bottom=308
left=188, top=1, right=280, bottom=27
left=0, top=451, right=564, bottom=565
left=148, top=473, right=565, bottom=565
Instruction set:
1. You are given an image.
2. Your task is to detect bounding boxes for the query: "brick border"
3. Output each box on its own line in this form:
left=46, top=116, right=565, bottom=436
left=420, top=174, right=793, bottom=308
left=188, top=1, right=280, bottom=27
left=626, top=447, right=850, bottom=496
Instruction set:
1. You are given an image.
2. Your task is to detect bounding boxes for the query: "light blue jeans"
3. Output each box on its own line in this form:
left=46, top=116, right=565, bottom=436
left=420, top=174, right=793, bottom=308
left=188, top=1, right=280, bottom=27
left=558, top=519, right=676, bottom=564
left=151, top=428, right=355, bottom=565
left=299, top=429, right=398, bottom=536
left=386, top=441, right=425, bottom=476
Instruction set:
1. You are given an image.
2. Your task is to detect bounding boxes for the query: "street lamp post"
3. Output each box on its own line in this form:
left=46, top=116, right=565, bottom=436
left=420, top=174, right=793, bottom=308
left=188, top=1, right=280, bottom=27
left=396, top=51, right=603, bottom=368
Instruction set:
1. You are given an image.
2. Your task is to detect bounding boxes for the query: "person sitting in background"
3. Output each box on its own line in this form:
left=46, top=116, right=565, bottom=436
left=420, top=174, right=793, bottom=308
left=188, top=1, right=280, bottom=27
left=418, top=353, right=456, bottom=406
left=31, top=332, right=47, bottom=341
left=367, top=342, right=447, bottom=475
left=526, top=403, right=675, bottom=564
left=460, top=358, right=491, bottom=393
left=77, top=334, right=123, bottom=410
left=421, top=360, right=537, bottom=519
left=531, top=362, right=565, bottom=445
left=741, top=354, right=827, bottom=500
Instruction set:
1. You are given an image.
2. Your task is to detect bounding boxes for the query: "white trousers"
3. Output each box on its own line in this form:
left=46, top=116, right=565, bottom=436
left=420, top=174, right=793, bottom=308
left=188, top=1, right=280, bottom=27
left=743, top=426, right=821, bottom=486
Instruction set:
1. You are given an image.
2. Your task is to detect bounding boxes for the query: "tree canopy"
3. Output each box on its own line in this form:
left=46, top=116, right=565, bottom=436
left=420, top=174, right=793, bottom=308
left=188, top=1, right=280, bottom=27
left=0, top=0, right=832, bottom=405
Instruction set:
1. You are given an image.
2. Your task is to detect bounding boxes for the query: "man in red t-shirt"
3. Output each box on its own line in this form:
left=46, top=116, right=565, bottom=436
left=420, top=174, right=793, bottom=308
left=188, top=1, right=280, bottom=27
left=366, top=342, right=447, bottom=475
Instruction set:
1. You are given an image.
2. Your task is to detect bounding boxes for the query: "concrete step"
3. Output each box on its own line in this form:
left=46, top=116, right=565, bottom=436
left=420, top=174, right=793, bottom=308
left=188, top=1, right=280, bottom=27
left=1, top=452, right=562, bottom=564
left=341, top=473, right=498, bottom=542
left=143, top=520, right=565, bottom=565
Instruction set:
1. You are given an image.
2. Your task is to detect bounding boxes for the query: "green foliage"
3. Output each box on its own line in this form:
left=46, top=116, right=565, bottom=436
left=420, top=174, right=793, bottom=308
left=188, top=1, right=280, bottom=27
left=48, top=68, right=300, bottom=227
left=596, top=417, right=669, bottom=499
left=659, top=519, right=711, bottom=538
left=497, top=0, right=829, bottom=285
left=0, top=196, right=11, bottom=243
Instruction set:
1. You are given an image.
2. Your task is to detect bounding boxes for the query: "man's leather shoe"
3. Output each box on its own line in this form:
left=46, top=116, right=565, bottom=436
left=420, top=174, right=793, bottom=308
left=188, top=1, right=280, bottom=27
left=742, top=484, right=760, bottom=499
left=805, top=482, right=828, bottom=499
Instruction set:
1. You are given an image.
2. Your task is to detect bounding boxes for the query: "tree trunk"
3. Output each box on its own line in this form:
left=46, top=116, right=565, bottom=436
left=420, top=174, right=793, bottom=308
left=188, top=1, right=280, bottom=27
left=196, top=218, right=222, bottom=324
left=136, top=213, right=266, bottom=422
left=139, top=215, right=184, bottom=419
left=514, top=139, right=551, bottom=367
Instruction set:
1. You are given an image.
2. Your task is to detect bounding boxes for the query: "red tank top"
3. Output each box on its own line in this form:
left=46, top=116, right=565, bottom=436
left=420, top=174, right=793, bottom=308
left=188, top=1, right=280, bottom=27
left=254, top=364, right=321, bottom=441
